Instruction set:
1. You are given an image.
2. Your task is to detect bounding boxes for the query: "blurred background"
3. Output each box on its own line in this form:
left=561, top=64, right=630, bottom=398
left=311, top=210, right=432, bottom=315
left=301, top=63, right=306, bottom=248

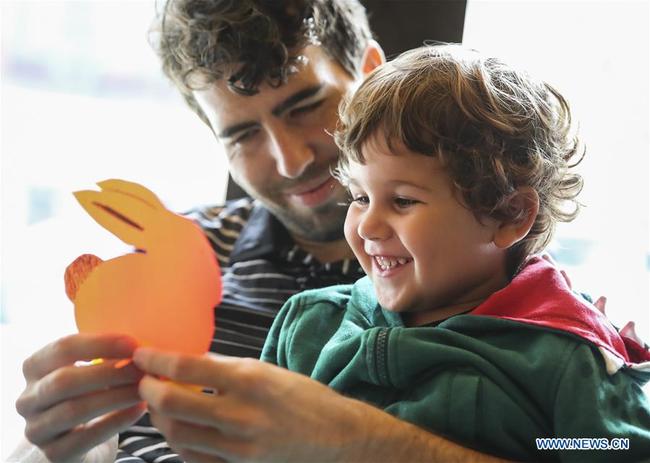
left=2, top=0, right=648, bottom=458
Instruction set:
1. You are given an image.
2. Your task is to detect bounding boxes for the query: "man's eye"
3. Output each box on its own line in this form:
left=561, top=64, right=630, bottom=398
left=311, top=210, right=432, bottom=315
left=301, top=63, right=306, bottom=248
left=231, top=129, right=258, bottom=145
left=394, top=197, right=418, bottom=208
left=289, top=100, right=324, bottom=118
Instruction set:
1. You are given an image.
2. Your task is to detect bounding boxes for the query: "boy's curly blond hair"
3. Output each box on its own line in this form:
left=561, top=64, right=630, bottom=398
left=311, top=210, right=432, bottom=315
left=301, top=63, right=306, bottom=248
left=335, top=45, right=584, bottom=276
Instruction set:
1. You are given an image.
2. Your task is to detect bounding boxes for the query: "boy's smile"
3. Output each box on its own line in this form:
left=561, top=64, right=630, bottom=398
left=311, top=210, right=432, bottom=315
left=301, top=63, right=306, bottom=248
left=371, top=255, right=414, bottom=274
left=343, top=133, right=510, bottom=326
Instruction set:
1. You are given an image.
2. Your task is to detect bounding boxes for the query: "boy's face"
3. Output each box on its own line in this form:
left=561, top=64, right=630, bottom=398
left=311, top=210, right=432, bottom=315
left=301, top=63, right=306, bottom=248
left=344, top=133, right=508, bottom=325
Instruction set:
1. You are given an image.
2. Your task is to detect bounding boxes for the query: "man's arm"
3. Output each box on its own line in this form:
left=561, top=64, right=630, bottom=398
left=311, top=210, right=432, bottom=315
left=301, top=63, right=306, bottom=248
left=133, top=349, right=511, bottom=463
left=7, top=435, right=119, bottom=463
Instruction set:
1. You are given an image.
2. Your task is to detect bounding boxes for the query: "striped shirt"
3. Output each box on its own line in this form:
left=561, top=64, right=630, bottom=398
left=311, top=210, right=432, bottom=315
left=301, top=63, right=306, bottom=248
left=117, top=198, right=364, bottom=462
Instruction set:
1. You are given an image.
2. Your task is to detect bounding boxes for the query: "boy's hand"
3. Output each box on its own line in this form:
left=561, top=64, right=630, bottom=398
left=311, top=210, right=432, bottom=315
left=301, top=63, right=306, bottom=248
left=15, top=333, right=146, bottom=463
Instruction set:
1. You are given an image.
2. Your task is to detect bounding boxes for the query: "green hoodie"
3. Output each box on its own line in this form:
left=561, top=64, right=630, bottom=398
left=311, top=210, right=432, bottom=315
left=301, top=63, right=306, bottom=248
left=261, top=259, right=650, bottom=462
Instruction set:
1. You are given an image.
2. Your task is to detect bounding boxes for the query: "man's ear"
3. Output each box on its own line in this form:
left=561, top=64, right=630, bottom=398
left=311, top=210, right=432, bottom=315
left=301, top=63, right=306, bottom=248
left=493, top=187, right=540, bottom=249
left=360, top=40, right=385, bottom=76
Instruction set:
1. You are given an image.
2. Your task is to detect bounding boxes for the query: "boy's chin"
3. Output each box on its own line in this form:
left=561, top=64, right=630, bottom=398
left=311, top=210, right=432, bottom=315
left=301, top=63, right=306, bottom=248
left=375, top=293, right=412, bottom=314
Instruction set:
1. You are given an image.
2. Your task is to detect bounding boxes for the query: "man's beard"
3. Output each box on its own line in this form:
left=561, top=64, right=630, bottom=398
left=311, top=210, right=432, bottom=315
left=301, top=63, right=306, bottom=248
left=235, top=160, right=350, bottom=242
left=267, top=190, right=349, bottom=242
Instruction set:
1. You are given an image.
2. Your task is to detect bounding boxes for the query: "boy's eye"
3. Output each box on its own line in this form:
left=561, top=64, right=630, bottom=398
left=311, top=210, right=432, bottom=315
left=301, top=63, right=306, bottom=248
left=289, top=100, right=324, bottom=118
left=350, top=195, right=369, bottom=206
left=394, top=197, right=419, bottom=208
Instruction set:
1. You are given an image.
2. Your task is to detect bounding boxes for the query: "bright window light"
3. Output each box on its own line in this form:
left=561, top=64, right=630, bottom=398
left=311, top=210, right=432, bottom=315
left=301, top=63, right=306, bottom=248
left=1, top=2, right=227, bottom=456
left=464, top=0, right=649, bottom=342
left=1, top=0, right=648, bottom=458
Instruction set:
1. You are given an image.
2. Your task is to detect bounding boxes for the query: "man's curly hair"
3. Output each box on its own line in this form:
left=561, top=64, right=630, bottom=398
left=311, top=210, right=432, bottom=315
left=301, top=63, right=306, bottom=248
left=335, top=45, right=585, bottom=277
left=151, top=0, right=372, bottom=125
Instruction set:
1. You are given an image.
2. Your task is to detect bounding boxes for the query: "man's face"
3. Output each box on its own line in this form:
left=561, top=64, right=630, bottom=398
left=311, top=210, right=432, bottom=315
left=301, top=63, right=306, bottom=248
left=344, top=133, right=507, bottom=324
left=193, top=46, right=356, bottom=242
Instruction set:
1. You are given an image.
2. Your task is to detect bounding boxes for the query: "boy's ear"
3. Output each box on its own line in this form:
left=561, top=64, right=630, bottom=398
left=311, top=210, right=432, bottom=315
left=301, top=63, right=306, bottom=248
left=361, top=40, right=385, bottom=76
left=493, top=187, right=540, bottom=249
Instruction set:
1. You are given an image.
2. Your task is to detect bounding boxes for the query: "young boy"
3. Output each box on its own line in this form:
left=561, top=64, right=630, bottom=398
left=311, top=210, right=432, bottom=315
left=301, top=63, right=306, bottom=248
left=261, top=45, right=650, bottom=461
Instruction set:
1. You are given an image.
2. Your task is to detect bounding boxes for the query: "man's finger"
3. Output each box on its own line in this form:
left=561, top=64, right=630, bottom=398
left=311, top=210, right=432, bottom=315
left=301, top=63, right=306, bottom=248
left=133, top=348, right=243, bottom=391
left=139, top=375, right=244, bottom=433
left=24, top=385, right=142, bottom=446
left=148, top=406, right=247, bottom=462
left=138, top=376, right=213, bottom=422
left=147, top=406, right=227, bottom=455
left=175, top=448, right=228, bottom=463
left=39, top=402, right=146, bottom=463
left=17, top=361, right=142, bottom=417
left=22, top=333, right=138, bottom=381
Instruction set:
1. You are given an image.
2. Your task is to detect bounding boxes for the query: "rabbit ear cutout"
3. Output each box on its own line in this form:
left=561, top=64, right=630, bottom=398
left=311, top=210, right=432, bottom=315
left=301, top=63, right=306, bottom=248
left=74, top=189, right=158, bottom=249
left=96, top=179, right=165, bottom=210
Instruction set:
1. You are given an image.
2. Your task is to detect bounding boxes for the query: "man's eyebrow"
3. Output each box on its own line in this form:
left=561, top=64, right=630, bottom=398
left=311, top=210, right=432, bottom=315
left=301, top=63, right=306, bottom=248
left=271, top=85, right=322, bottom=117
left=218, top=121, right=258, bottom=139
left=217, top=85, right=323, bottom=139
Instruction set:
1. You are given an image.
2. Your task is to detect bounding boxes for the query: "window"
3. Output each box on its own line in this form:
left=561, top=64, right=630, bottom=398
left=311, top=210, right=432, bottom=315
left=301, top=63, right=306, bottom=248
left=1, top=2, right=227, bottom=455
left=464, top=0, right=649, bottom=341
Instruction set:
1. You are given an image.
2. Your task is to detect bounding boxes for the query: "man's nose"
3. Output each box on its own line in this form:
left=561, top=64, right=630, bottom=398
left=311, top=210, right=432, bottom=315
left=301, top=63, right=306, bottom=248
left=267, top=126, right=315, bottom=179
left=357, top=206, right=392, bottom=242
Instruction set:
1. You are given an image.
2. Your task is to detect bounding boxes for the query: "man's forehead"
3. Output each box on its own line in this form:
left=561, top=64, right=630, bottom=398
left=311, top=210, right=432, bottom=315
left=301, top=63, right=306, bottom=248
left=193, top=70, right=317, bottom=127
left=193, top=46, right=352, bottom=126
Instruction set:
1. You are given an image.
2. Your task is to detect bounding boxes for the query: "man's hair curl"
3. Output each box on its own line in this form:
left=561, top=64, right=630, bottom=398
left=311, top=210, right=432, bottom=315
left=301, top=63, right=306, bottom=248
left=151, top=0, right=372, bottom=125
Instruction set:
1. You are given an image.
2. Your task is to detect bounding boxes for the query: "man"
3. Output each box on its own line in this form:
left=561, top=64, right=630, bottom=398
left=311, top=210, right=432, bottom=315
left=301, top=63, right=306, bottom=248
left=9, top=1, right=597, bottom=462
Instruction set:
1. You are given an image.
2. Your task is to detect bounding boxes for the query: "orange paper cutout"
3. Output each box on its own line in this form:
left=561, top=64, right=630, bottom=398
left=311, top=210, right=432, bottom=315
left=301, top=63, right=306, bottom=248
left=65, top=254, right=103, bottom=301
left=65, top=179, right=221, bottom=355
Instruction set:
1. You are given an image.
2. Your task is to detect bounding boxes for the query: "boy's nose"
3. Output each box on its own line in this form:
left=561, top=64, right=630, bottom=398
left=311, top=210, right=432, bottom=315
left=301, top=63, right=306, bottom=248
left=357, top=208, right=392, bottom=241
left=268, top=127, right=315, bottom=179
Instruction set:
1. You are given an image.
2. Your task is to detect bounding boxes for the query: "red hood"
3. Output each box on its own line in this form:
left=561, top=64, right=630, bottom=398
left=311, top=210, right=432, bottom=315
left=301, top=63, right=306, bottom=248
left=472, top=256, right=649, bottom=368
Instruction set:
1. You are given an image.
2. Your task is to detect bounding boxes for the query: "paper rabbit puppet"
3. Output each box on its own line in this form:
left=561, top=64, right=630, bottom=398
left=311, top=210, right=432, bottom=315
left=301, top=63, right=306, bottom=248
left=64, top=179, right=221, bottom=355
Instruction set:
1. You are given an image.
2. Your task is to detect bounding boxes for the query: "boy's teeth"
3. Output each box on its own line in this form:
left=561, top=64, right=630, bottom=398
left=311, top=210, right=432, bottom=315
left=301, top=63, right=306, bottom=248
left=375, top=256, right=411, bottom=270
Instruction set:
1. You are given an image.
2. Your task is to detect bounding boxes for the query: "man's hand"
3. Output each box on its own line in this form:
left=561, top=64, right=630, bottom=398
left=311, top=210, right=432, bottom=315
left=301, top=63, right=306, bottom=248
left=134, top=349, right=369, bottom=462
left=15, top=333, right=146, bottom=463
left=134, top=349, right=511, bottom=463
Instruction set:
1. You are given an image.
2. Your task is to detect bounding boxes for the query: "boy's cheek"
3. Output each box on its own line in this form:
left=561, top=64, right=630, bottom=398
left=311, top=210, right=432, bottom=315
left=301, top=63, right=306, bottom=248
left=344, top=212, right=367, bottom=266
left=344, top=212, right=361, bottom=249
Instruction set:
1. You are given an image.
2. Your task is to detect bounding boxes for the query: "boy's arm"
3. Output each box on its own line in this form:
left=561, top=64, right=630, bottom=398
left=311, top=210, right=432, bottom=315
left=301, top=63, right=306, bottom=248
left=552, top=343, right=650, bottom=461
